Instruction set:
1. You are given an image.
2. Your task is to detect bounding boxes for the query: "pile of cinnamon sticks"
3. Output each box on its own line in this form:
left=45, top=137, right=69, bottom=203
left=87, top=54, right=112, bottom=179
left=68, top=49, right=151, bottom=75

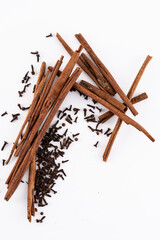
left=56, top=33, right=155, bottom=156
left=5, top=33, right=155, bottom=222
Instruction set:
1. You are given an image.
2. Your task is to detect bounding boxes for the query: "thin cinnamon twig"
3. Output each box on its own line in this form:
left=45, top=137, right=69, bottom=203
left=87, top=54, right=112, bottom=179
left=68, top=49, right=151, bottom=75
left=6, top=62, right=46, bottom=164
left=4, top=67, right=82, bottom=201
left=73, top=82, right=154, bottom=142
left=99, top=92, right=148, bottom=123
left=56, top=33, right=115, bottom=94
left=75, top=33, right=138, bottom=116
left=103, top=55, right=152, bottom=162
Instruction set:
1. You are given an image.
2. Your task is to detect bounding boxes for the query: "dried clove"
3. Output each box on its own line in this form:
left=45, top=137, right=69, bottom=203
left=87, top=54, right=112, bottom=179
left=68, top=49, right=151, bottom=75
left=2, top=159, right=6, bottom=166
left=1, top=141, right=8, bottom=151
left=31, top=65, right=35, bottom=75
left=94, top=141, right=99, bottom=148
left=1, top=111, right=8, bottom=117
left=30, top=51, right=39, bottom=55
left=46, top=33, right=53, bottom=38
left=36, top=54, right=40, bottom=62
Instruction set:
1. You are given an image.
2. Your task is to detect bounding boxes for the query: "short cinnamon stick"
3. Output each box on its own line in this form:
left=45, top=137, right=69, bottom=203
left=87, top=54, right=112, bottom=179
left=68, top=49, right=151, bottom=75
left=73, top=82, right=154, bottom=142
left=75, top=33, right=138, bottom=116
left=103, top=55, right=152, bottom=162
left=99, top=92, right=148, bottom=123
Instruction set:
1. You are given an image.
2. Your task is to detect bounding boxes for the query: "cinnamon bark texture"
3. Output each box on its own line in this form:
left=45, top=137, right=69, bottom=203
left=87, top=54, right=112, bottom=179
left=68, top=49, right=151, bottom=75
left=99, top=92, right=148, bottom=123
left=79, top=80, right=125, bottom=112
left=5, top=67, right=82, bottom=201
left=103, top=55, right=152, bottom=162
left=27, top=154, right=36, bottom=222
left=75, top=33, right=138, bottom=116
left=73, top=83, right=154, bottom=142
left=56, top=33, right=115, bottom=95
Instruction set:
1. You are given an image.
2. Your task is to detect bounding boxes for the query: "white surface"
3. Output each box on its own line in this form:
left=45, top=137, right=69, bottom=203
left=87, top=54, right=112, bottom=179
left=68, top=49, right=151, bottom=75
left=0, top=0, right=160, bottom=239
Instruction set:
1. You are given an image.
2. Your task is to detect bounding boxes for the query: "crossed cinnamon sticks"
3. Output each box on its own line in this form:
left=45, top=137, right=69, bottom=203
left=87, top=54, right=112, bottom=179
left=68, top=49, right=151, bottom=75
left=102, top=55, right=152, bottom=161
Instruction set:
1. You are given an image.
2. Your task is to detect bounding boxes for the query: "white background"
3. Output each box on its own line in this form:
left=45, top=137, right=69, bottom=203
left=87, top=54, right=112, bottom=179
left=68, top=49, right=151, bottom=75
left=0, top=0, right=160, bottom=239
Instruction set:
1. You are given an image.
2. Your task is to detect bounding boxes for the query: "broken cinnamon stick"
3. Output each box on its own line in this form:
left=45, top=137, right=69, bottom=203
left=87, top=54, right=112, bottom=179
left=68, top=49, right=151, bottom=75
left=75, top=33, right=138, bottom=116
left=99, top=92, right=148, bottom=123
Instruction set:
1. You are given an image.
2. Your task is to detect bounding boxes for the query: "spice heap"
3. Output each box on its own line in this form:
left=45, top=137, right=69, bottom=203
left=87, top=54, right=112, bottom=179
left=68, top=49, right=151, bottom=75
left=4, top=33, right=155, bottom=223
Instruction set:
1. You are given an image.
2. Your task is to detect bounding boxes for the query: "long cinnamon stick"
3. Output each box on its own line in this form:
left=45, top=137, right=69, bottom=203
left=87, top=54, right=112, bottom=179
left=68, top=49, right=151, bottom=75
left=56, top=33, right=115, bottom=95
left=103, top=55, right=152, bottom=161
left=75, top=33, right=138, bottom=116
left=5, top=67, right=82, bottom=201
left=6, top=47, right=82, bottom=186
left=80, top=80, right=125, bottom=112
left=73, top=83, right=154, bottom=142
left=6, top=62, right=46, bottom=164
left=99, top=92, right=148, bottom=123
left=27, top=70, right=46, bottom=222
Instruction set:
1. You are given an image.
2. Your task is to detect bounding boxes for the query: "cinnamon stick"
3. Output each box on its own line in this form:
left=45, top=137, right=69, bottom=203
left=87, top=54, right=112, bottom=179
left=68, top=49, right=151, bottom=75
left=27, top=68, right=46, bottom=222
left=6, top=62, right=46, bottom=164
left=56, top=33, right=115, bottom=94
left=103, top=55, right=152, bottom=162
left=6, top=47, right=82, bottom=186
left=99, top=92, right=148, bottom=123
left=5, top=67, right=82, bottom=201
left=73, top=82, right=154, bottom=142
left=80, top=80, right=125, bottom=112
left=75, top=33, right=138, bottom=116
